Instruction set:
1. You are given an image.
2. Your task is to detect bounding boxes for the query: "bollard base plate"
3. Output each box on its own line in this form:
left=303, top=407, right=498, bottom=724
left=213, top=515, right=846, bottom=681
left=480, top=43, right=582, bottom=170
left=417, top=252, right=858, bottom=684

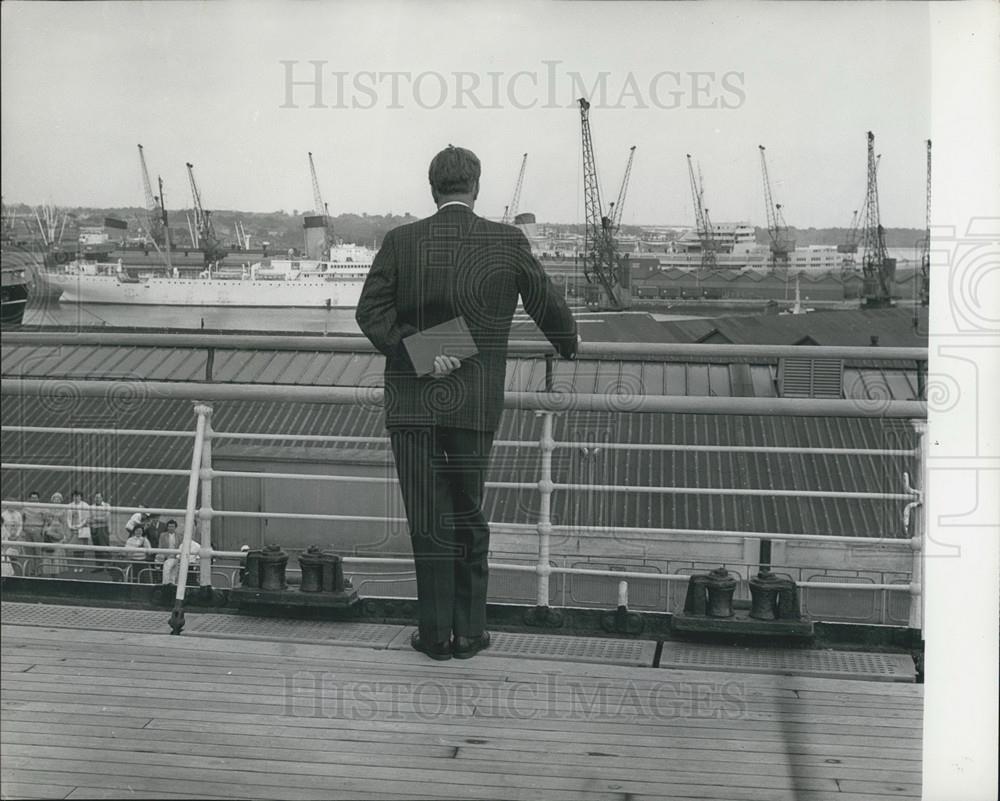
left=231, top=586, right=359, bottom=609
left=672, top=609, right=814, bottom=638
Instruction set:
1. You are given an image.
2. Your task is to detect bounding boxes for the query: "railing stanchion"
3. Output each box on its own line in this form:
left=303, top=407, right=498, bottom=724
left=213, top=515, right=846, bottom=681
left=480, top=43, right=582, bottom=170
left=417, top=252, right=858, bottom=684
left=525, top=409, right=561, bottom=627
left=199, top=405, right=214, bottom=588
left=909, top=419, right=927, bottom=634
left=169, top=402, right=210, bottom=635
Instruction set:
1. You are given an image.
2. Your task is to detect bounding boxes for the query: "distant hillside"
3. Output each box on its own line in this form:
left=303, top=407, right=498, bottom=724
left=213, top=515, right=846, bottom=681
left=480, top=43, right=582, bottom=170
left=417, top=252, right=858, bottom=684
left=3, top=204, right=419, bottom=251
left=4, top=202, right=924, bottom=251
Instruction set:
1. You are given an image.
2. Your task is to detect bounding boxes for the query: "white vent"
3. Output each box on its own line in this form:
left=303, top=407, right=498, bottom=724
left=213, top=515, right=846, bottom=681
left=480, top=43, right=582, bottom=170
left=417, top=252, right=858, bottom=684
left=778, top=358, right=844, bottom=398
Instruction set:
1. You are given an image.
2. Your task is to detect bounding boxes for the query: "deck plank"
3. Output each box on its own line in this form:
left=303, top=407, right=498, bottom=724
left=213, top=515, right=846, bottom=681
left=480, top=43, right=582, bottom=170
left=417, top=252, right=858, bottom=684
left=0, top=621, right=922, bottom=801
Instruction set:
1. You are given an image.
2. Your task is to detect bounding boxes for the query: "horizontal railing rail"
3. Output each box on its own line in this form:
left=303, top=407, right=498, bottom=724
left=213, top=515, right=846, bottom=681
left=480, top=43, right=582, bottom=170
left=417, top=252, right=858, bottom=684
left=2, top=378, right=927, bottom=418
left=1, top=330, right=928, bottom=363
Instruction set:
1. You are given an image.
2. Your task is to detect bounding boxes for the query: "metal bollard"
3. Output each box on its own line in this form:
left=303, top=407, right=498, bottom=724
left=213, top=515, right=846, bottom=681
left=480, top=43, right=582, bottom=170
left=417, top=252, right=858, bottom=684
left=258, top=544, right=289, bottom=591
left=749, top=568, right=802, bottom=621
left=704, top=567, right=737, bottom=618
left=683, top=574, right=710, bottom=615
left=298, top=545, right=344, bottom=593
left=749, top=568, right=782, bottom=620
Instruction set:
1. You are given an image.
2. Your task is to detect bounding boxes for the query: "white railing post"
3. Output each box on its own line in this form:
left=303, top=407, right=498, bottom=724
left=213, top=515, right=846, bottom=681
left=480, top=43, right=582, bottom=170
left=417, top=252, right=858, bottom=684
left=169, top=402, right=210, bottom=634
left=909, top=419, right=927, bottom=633
left=198, top=404, right=214, bottom=588
left=528, top=410, right=557, bottom=622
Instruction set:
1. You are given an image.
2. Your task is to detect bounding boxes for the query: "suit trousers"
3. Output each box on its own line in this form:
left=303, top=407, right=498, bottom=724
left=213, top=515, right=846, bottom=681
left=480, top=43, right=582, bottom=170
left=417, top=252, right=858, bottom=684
left=389, top=425, right=494, bottom=643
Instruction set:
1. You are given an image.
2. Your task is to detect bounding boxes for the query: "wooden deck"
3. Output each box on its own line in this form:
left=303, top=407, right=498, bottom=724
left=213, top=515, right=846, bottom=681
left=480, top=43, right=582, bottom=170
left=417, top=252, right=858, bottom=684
left=1, top=622, right=922, bottom=800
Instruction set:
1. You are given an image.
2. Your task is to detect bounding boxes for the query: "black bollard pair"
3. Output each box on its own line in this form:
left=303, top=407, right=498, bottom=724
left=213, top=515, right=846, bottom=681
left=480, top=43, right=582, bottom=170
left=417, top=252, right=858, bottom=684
left=241, top=544, right=344, bottom=593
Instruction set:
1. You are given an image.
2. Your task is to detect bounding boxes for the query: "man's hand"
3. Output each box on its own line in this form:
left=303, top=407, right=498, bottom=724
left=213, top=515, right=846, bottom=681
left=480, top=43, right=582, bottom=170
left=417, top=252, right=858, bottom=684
left=431, top=355, right=462, bottom=377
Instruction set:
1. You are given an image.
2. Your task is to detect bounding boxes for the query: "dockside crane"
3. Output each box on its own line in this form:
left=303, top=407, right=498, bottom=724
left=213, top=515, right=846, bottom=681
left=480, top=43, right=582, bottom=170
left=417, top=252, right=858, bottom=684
left=307, top=151, right=334, bottom=252
left=686, top=154, right=716, bottom=273
left=137, top=145, right=166, bottom=246
left=860, top=132, right=894, bottom=308
left=501, top=153, right=528, bottom=225
left=919, top=139, right=931, bottom=307
left=758, top=145, right=793, bottom=273
left=609, top=146, right=637, bottom=235
left=186, top=162, right=228, bottom=268
left=578, top=97, right=629, bottom=310
left=156, top=176, right=173, bottom=270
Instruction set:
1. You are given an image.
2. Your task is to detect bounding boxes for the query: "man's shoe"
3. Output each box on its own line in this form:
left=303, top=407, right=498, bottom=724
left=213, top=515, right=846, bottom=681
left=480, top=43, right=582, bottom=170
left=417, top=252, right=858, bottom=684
left=453, top=631, right=491, bottom=660
left=410, top=631, right=452, bottom=661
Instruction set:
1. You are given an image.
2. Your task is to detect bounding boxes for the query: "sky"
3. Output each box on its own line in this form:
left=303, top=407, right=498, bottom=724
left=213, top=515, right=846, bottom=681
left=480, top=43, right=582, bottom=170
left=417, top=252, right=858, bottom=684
left=1, top=1, right=935, bottom=228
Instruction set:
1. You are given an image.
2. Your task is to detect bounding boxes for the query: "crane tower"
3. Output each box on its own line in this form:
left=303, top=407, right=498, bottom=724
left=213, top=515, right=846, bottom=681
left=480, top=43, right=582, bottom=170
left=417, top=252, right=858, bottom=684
left=578, top=98, right=629, bottom=310
left=686, top=154, right=716, bottom=274
left=186, top=162, right=228, bottom=268
left=860, top=132, right=895, bottom=308
left=305, top=152, right=334, bottom=259
left=919, top=139, right=931, bottom=307
left=501, top=154, right=528, bottom=225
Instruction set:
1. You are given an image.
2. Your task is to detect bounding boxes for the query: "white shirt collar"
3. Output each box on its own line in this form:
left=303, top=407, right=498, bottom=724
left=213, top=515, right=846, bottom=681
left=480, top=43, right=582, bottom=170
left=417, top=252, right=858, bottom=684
left=438, top=201, right=472, bottom=210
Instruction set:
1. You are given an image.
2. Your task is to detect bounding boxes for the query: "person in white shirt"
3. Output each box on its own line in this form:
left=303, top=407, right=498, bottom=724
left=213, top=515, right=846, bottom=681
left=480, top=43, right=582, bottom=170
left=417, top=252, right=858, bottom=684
left=162, top=529, right=199, bottom=586
left=1, top=499, right=24, bottom=576
left=66, top=490, right=91, bottom=573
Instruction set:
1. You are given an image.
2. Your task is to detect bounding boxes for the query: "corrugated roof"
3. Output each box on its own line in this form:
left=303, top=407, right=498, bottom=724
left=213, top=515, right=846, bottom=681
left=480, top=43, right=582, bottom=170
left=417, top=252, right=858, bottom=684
left=659, top=307, right=929, bottom=349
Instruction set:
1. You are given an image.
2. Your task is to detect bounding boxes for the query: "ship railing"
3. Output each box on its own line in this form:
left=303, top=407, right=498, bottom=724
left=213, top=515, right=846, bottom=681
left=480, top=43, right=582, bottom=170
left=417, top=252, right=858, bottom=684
left=1, top=340, right=927, bottom=632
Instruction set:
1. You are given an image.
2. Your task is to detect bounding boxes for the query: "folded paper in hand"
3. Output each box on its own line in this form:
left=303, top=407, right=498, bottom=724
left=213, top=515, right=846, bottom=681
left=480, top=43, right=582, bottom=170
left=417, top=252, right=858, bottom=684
left=403, top=316, right=478, bottom=376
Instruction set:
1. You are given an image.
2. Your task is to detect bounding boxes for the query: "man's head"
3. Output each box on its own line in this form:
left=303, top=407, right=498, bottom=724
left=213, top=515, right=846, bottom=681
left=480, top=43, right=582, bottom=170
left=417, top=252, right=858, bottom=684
left=71, top=490, right=82, bottom=502
left=428, top=145, right=480, bottom=206
left=28, top=491, right=39, bottom=502
left=94, top=492, right=103, bottom=504
left=166, top=520, right=177, bottom=533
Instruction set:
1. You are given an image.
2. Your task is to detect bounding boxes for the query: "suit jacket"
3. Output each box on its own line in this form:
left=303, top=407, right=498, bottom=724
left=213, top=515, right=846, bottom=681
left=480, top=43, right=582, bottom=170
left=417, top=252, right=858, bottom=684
left=356, top=204, right=578, bottom=432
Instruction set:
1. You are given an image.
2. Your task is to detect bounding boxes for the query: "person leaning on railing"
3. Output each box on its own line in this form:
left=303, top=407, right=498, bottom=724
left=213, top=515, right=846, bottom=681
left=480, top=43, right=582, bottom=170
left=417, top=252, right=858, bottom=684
left=355, top=144, right=579, bottom=662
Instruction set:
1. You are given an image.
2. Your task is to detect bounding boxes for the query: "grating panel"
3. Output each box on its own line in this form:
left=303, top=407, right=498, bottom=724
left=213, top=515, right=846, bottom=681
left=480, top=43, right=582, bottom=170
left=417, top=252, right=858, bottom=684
left=2, top=602, right=170, bottom=632
left=0, top=602, right=400, bottom=647
left=187, top=616, right=400, bottom=646
left=659, top=641, right=915, bottom=682
left=386, top=626, right=656, bottom=667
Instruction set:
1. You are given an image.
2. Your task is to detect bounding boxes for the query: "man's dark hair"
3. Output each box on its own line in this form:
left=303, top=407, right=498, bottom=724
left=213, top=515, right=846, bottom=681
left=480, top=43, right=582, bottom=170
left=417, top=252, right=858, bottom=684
left=166, top=519, right=177, bottom=527
left=28, top=491, right=39, bottom=498
left=428, top=145, right=481, bottom=196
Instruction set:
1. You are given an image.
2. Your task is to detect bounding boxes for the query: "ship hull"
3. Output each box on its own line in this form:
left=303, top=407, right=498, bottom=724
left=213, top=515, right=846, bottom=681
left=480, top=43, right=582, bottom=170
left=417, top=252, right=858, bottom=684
left=1, top=282, right=29, bottom=325
left=43, top=273, right=365, bottom=308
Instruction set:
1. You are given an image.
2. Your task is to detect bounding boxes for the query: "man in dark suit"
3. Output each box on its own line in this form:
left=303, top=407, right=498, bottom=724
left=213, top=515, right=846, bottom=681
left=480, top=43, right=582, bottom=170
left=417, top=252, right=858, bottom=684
left=356, top=145, right=578, bottom=660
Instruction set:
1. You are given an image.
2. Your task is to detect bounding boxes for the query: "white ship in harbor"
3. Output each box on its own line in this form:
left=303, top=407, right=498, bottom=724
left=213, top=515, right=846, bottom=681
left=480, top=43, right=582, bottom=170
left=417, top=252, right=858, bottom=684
left=42, top=243, right=375, bottom=308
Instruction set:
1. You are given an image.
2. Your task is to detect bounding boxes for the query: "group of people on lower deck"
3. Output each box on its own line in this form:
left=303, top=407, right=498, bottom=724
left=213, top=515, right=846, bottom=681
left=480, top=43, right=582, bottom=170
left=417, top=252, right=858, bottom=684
left=1, top=493, right=196, bottom=583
